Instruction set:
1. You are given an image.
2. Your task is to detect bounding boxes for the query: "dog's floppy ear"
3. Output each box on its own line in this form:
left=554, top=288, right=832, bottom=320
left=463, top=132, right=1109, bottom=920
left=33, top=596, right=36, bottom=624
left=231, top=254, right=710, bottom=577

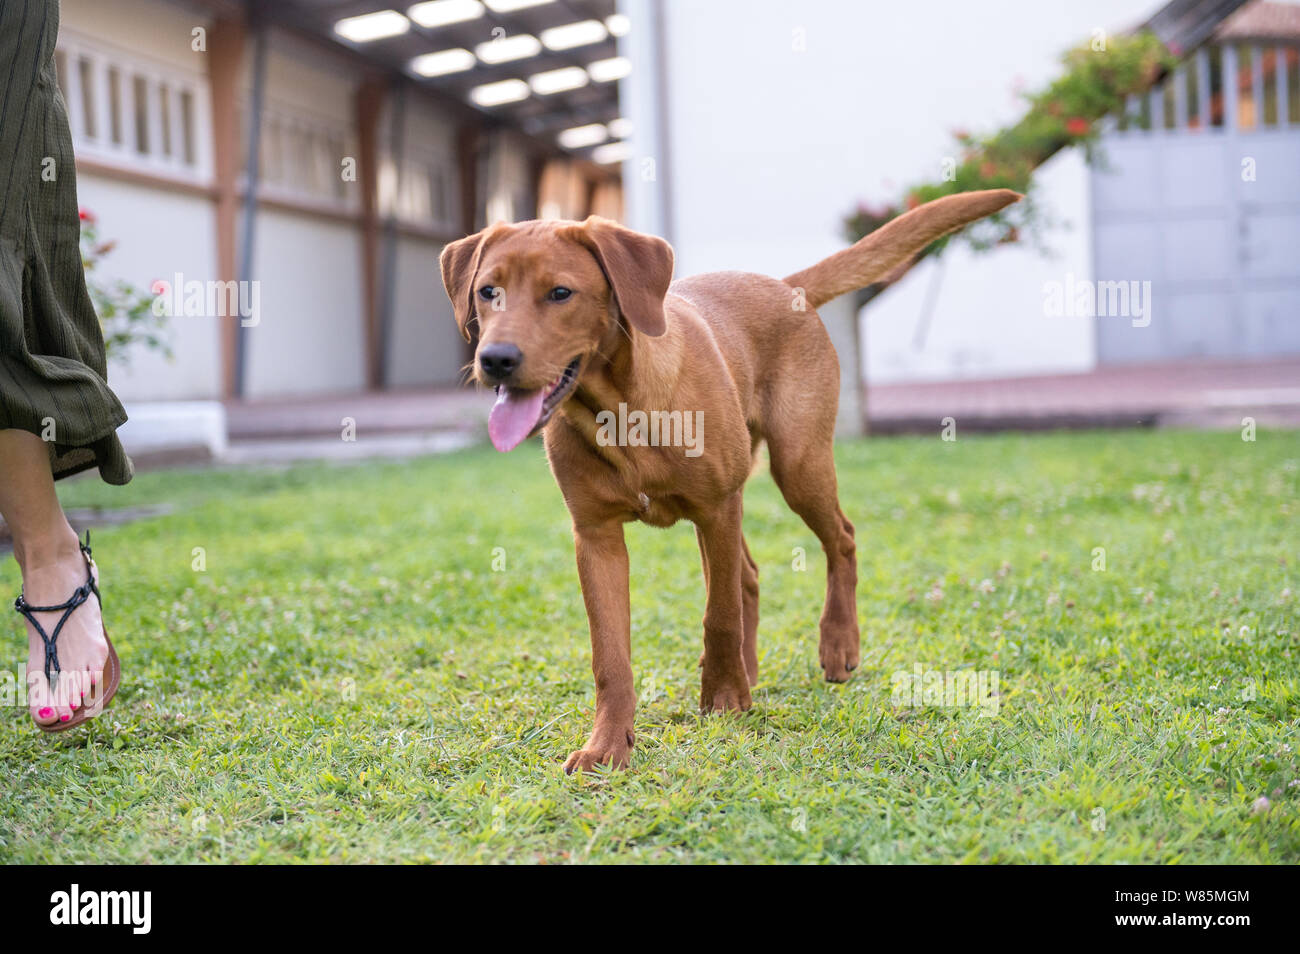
left=576, top=216, right=674, bottom=337
left=440, top=227, right=494, bottom=342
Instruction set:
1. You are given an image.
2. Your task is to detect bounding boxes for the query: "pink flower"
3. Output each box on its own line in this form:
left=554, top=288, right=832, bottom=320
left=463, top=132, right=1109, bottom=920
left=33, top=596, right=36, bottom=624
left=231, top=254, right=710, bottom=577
left=78, top=208, right=95, bottom=224
left=1066, top=117, right=1091, bottom=136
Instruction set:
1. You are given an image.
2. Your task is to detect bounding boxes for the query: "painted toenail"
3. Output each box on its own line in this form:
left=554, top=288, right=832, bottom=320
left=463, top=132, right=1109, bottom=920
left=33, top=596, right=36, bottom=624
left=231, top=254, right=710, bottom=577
left=59, top=714, right=70, bottom=722
left=39, top=707, right=53, bottom=719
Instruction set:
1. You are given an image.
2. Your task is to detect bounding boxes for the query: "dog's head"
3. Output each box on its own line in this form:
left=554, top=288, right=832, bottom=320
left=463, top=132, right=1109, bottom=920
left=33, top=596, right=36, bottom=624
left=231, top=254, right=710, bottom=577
left=440, top=216, right=674, bottom=452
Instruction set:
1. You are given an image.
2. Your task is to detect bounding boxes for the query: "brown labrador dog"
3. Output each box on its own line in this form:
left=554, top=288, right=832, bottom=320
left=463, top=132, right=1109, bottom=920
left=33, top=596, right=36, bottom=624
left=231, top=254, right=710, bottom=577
left=440, top=189, right=1020, bottom=772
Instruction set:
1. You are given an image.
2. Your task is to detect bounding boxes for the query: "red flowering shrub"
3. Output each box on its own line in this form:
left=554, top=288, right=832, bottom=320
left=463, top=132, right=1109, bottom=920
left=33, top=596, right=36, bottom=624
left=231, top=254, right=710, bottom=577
left=845, top=32, right=1177, bottom=258
left=80, top=210, right=171, bottom=363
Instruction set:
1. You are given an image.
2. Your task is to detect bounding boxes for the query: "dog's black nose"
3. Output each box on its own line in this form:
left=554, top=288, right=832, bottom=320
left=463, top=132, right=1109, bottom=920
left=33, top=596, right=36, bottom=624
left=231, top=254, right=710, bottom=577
left=479, top=343, right=522, bottom=381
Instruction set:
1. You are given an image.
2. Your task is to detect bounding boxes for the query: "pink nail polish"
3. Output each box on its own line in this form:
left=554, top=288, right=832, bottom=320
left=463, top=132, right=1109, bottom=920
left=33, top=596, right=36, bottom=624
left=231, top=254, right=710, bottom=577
left=39, top=707, right=53, bottom=719
left=59, top=714, right=71, bottom=722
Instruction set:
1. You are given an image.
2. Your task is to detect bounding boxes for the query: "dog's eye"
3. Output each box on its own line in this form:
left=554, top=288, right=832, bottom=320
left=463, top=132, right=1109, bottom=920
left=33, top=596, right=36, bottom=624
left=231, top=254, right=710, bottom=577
left=547, top=286, right=572, bottom=302
left=477, top=285, right=497, bottom=301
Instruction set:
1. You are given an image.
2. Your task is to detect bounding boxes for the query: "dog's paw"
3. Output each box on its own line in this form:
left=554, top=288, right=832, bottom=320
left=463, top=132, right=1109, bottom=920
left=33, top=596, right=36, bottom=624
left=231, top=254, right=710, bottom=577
left=819, top=638, right=860, bottom=683
left=563, top=729, right=634, bottom=774
left=699, top=672, right=752, bottom=714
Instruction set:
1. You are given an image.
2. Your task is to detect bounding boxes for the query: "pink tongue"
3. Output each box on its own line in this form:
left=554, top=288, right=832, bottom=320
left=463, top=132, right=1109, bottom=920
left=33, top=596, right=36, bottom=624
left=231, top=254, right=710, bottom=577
left=488, top=387, right=546, bottom=452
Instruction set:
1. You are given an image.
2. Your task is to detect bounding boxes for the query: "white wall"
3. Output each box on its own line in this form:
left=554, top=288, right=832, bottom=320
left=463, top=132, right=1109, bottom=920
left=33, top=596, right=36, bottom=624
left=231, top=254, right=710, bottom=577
left=60, top=0, right=221, bottom=401
left=76, top=175, right=222, bottom=400
left=388, top=236, right=464, bottom=388
left=625, top=0, right=1160, bottom=382
left=59, top=0, right=487, bottom=404
left=381, top=91, right=468, bottom=388
left=60, top=0, right=207, bottom=75
left=237, top=35, right=368, bottom=398
left=867, top=149, right=1095, bottom=382
left=245, top=211, right=366, bottom=398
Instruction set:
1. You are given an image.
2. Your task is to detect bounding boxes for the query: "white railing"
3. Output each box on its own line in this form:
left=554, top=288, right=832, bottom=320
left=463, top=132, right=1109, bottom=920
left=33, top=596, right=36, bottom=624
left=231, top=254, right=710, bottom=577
left=1116, top=42, right=1299, bottom=134
left=377, top=150, right=459, bottom=232
left=249, top=102, right=359, bottom=211
left=55, top=32, right=212, bottom=183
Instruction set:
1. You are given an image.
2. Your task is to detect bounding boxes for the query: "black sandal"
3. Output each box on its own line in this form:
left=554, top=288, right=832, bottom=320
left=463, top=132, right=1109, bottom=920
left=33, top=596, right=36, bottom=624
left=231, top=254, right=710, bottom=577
left=14, top=532, right=121, bottom=732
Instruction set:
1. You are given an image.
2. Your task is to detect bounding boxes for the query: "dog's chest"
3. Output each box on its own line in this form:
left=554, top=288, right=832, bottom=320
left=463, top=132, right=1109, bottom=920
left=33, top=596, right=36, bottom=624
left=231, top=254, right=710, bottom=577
left=547, top=414, right=733, bottom=528
left=632, top=488, right=688, bottom=527
left=592, top=448, right=696, bottom=527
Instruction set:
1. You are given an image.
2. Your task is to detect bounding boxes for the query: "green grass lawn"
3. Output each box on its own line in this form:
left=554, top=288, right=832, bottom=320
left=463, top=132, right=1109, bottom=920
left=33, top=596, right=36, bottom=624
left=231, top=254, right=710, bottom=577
left=1, top=428, right=1297, bottom=863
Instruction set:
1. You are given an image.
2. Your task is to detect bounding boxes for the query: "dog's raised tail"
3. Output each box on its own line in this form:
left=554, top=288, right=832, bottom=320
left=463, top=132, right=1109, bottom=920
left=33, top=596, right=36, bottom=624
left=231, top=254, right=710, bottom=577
left=783, top=189, right=1022, bottom=309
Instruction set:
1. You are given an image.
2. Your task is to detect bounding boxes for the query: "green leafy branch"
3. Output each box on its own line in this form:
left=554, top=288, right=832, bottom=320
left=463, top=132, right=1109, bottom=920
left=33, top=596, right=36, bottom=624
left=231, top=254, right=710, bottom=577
left=80, top=208, right=172, bottom=364
left=846, top=32, right=1178, bottom=258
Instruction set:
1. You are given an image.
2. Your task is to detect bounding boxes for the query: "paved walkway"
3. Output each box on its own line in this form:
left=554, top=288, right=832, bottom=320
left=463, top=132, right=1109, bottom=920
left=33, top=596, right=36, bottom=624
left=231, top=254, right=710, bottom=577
left=220, top=387, right=491, bottom=465
left=865, top=356, right=1300, bottom=432
left=225, top=387, right=494, bottom=440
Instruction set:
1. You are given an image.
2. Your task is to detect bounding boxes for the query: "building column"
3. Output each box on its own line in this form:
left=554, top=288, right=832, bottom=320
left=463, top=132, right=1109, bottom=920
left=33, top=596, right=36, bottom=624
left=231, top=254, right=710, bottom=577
left=617, top=0, right=674, bottom=242
left=456, top=123, right=480, bottom=368
left=206, top=15, right=245, bottom=400
left=823, top=296, right=866, bottom=437
left=233, top=22, right=270, bottom=398
left=356, top=76, right=387, bottom=390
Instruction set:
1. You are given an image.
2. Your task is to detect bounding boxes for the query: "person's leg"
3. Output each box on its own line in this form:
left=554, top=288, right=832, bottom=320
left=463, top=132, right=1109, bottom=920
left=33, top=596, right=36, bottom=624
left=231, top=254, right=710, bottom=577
left=0, top=429, right=107, bottom=726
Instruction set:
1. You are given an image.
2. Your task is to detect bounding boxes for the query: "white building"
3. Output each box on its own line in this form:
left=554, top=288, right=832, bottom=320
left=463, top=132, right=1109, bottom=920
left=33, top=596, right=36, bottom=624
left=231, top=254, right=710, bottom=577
left=60, top=0, right=1300, bottom=448
left=619, top=0, right=1300, bottom=412
left=60, top=0, right=626, bottom=413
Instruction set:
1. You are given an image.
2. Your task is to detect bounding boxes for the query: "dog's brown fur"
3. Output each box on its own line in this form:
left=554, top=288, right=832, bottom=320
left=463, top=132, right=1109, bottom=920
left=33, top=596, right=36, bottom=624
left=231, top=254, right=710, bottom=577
left=440, top=189, right=1021, bottom=772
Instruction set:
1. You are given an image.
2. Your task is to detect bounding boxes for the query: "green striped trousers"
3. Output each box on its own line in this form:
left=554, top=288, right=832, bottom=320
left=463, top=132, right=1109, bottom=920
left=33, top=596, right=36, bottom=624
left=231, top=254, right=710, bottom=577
left=0, top=0, right=131, bottom=484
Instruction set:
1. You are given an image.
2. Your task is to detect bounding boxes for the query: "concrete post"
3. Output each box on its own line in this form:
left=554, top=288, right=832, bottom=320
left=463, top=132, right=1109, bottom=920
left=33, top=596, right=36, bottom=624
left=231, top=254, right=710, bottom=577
left=819, top=296, right=866, bottom=437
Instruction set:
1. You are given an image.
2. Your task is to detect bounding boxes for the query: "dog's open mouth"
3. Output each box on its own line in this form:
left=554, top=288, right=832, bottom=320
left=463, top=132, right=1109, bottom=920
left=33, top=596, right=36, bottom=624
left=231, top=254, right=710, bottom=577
left=487, top=356, right=582, bottom=453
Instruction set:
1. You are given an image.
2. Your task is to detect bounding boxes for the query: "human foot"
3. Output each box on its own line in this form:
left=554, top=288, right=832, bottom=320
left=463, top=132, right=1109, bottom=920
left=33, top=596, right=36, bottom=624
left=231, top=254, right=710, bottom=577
left=15, top=529, right=109, bottom=727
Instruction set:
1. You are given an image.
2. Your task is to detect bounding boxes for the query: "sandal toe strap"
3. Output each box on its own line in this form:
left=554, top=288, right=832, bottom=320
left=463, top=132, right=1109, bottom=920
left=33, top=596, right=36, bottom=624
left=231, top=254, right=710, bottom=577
left=12, top=534, right=100, bottom=684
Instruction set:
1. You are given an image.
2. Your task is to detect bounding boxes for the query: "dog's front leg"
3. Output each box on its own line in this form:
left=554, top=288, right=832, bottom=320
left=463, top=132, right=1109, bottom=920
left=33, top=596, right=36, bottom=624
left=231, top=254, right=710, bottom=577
left=696, top=492, right=753, bottom=713
left=564, top=519, right=637, bottom=773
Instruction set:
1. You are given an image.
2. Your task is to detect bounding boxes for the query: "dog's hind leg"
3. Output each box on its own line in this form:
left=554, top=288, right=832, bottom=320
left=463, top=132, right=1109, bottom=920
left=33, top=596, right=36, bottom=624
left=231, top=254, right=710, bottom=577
left=766, top=412, right=859, bottom=683
left=696, top=527, right=759, bottom=686
left=695, top=491, right=754, bottom=712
